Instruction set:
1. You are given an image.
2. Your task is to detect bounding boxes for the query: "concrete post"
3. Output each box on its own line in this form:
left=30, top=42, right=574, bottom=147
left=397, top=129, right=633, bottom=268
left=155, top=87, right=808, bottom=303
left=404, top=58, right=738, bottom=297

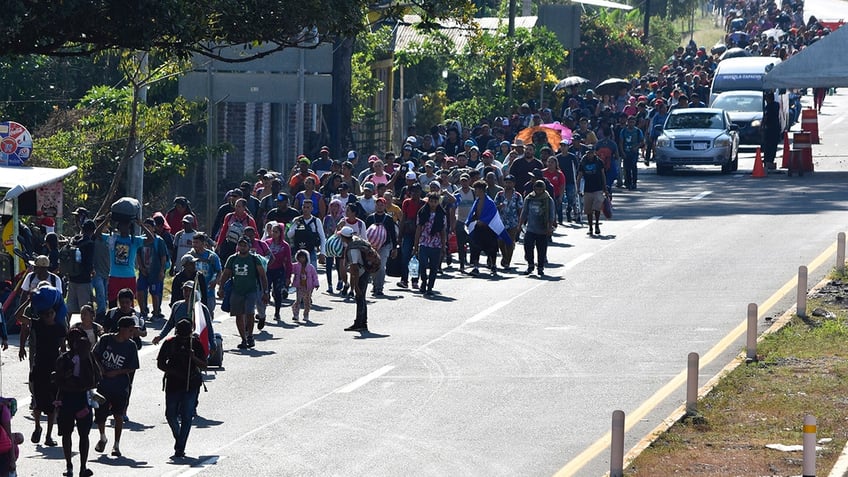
left=803, top=415, right=816, bottom=477
left=686, top=352, right=699, bottom=415
left=837, top=232, right=845, bottom=274
left=610, top=410, right=625, bottom=477
left=746, top=303, right=758, bottom=361
left=797, top=265, right=808, bottom=318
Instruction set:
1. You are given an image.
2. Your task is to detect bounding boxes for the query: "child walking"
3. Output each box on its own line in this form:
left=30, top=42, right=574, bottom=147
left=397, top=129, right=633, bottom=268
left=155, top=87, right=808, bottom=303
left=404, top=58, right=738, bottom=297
left=291, top=249, right=319, bottom=321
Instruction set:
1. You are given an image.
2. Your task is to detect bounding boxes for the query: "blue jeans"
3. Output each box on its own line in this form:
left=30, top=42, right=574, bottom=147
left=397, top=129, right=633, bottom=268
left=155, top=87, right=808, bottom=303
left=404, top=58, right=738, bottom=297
left=624, top=151, right=639, bottom=188
left=418, top=246, right=441, bottom=291
left=165, top=388, right=199, bottom=453
left=92, top=273, right=108, bottom=317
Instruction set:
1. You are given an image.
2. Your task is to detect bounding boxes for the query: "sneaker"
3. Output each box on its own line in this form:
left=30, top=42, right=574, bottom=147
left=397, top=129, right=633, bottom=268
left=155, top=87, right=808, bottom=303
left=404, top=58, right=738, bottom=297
left=523, top=267, right=533, bottom=275
left=44, top=436, right=57, bottom=447
left=373, top=290, right=384, bottom=296
left=538, top=269, right=545, bottom=277
left=470, top=267, right=479, bottom=276
left=237, top=341, right=248, bottom=350
left=292, top=314, right=299, bottom=321
left=595, top=226, right=601, bottom=235
left=303, top=315, right=310, bottom=322
left=336, top=281, right=344, bottom=291
left=587, top=228, right=594, bottom=236
left=326, top=287, right=333, bottom=294
left=411, top=279, right=419, bottom=288
left=257, top=317, right=266, bottom=330
left=344, top=324, right=367, bottom=332
left=396, top=281, right=408, bottom=288
left=95, top=438, right=107, bottom=453
left=171, top=451, right=186, bottom=459
left=247, top=337, right=255, bottom=348
left=111, top=447, right=122, bottom=457
left=342, top=284, right=349, bottom=295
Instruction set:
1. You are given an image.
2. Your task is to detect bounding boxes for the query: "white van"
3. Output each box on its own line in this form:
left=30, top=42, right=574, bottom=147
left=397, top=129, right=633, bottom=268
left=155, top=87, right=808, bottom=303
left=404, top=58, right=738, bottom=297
left=709, top=56, right=789, bottom=132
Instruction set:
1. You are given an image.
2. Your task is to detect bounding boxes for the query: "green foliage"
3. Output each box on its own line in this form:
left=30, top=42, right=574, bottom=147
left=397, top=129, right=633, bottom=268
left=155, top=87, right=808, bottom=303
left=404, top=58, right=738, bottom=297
left=572, top=15, right=651, bottom=82
left=0, top=1, right=476, bottom=61
left=0, top=55, right=122, bottom=129
left=31, top=60, right=203, bottom=215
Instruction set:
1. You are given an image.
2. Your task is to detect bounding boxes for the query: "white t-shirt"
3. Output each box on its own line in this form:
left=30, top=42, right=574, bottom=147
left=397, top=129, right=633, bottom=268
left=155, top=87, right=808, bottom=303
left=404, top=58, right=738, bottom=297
left=358, top=196, right=376, bottom=216
left=22, top=272, right=63, bottom=295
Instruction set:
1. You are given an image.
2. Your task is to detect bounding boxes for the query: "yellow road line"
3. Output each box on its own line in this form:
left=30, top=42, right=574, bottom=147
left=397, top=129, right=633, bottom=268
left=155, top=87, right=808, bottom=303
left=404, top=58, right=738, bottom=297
left=553, top=240, right=839, bottom=477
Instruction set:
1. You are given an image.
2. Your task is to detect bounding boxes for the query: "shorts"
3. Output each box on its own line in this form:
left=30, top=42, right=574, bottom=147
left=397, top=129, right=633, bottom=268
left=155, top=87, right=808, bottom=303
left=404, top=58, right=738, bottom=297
left=583, top=191, right=605, bottom=214
left=229, top=291, right=257, bottom=316
left=94, top=388, right=129, bottom=422
left=57, top=391, right=93, bottom=436
left=108, top=276, right=137, bottom=303
left=30, top=370, right=58, bottom=413
left=137, top=275, right=164, bottom=296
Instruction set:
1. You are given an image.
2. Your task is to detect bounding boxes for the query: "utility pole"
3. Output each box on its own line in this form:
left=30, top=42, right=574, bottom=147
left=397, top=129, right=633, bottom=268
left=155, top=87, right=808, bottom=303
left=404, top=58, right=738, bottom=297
left=506, top=0, right=517, bottom=101
left=128, top=52, right=148, bottom=211
left=643, top=0, right=651, bottom=44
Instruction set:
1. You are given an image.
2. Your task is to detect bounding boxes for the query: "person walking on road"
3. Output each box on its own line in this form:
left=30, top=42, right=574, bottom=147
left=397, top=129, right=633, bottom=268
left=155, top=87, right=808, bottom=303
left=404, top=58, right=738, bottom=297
left=156, top=319, right=207, bottom=459
left=339, top=227, right=371, bottom=332
left=55, top=328, right=101, bottom=477
left=93, top=316, right=140, bottom=458
left=519, top=180, right=556, bottom=276
left=217, top=238, right=270, bottom=350
left=576, top=145, right=610, bottom=236
left=413, top=192, right=448, bottom=296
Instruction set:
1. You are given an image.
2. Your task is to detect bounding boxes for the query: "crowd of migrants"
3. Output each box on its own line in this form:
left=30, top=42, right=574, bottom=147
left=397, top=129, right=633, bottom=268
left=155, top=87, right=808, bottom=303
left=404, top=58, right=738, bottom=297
left=1, top=1, right=839, bottom=474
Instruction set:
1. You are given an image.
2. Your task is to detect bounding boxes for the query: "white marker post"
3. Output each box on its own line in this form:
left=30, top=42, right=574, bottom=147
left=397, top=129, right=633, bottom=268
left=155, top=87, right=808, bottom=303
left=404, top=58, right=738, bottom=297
left=746, top=303, right=758, bottom=361
left=803, top=415, right=816, bottom=477
left=686, top=352, right=699, bottom=416
left=797, top=265, right=808, bottom=318
left=610, top=410, right=625, bottom=477
left=837, top=232, right=845, bottom=274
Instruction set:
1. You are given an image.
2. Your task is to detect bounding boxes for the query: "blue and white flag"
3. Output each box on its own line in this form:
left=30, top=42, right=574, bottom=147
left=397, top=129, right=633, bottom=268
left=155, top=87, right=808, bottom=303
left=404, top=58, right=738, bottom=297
left=466, top=195, right=513, bottom=245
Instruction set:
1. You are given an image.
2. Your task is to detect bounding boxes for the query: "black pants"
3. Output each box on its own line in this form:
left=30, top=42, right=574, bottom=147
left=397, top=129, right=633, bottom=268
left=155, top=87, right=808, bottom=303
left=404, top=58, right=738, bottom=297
left=763, top=132, right=780, bottom=163
left=353, top=272, right=370, bottom=328
left=455, top=226, right=469, bottom=267
left=524, top=231, right=549, bottom=272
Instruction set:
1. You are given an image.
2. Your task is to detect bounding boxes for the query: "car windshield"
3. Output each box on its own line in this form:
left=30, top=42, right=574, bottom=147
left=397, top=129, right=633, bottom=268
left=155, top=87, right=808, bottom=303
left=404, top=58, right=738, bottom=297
left=712, top=95, right=762, bottom=113
left=665, top=112, right=725, bottom=130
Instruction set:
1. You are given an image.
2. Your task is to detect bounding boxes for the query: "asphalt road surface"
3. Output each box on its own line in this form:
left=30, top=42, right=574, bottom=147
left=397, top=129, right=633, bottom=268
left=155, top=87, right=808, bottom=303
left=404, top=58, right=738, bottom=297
left=8, top=21, right=848, bottom=477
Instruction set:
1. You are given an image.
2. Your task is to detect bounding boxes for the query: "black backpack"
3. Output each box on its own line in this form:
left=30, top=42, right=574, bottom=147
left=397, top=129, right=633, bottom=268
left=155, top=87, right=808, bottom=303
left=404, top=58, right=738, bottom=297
left=291, top=217, right=320, bottom=251
left=58, top=241, right=82, bottom=277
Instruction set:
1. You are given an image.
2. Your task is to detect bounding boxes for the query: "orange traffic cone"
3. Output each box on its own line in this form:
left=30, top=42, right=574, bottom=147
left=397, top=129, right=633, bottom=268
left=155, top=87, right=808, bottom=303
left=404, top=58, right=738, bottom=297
left=781, top=132, right=790, bottom=168
left=752, top=147, right=766, bottom=178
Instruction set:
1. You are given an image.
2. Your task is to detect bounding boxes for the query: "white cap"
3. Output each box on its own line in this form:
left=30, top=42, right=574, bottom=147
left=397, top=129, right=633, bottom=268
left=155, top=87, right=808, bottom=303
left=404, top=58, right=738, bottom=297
left=405, top=135, right=417, bottom=144
left=405, top=171, right=417, bottom=180
left=339, top=226, right=355, bottom=237
left=347, top=150, right=357, bottom=160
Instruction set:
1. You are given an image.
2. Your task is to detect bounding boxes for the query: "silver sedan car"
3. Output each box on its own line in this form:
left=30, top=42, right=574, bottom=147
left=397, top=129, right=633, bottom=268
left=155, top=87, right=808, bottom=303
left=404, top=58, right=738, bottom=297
left=654, top=108, right=740, bottom=175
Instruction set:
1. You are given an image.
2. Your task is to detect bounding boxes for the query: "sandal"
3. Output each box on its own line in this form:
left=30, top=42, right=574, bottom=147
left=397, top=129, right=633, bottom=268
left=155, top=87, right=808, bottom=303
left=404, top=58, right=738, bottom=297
left=30, top=427, right=41, bottom=444
left=94, top=437, right=107, bottom=453
left=44, top=436, right=57, bottom=447
left=111, top=447, right=122, bottom=457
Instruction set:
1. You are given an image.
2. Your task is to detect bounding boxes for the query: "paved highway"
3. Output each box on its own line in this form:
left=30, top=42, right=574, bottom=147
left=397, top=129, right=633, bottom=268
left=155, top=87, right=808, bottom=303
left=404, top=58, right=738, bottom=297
left=8, top=18, right=848, bottom=477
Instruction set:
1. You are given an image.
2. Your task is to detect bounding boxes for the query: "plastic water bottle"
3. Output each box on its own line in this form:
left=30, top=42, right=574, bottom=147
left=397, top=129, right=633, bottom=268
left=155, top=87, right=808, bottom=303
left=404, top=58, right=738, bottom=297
left=75, top=248, right=82, bottom=263
left=408, top=256, right=419, bottom=279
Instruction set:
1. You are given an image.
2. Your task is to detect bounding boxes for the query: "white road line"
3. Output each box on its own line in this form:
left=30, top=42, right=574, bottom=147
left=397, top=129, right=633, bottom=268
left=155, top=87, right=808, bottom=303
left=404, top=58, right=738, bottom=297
left=690, top=191, right=713, bottom=201
left=632, top=216, right=662, bottom=230
left=563, top=253, right=593, bottom=271
left=465, top=301, right=511, bottom=323
left=336, top=365, right=395, bottom=393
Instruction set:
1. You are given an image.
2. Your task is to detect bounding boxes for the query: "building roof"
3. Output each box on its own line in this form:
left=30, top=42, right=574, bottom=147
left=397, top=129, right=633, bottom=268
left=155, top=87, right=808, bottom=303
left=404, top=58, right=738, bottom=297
left=393, top=15, right=538, bottom=53
left=0, top=166, right=78, bottom=201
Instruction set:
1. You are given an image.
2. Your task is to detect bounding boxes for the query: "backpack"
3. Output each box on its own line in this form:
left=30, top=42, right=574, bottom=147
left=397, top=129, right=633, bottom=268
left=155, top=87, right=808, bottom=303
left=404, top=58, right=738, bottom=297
left=291, top=217, right=320, bottom=251
left=59, top=241, right=82, bottom=277
left=225, top=218, right=247, bottom=244
left=348, top=236, right=382, bottom=274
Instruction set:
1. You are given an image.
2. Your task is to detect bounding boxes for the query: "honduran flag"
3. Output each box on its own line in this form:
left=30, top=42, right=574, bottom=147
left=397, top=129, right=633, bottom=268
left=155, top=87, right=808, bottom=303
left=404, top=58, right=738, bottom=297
left=190, top=280, right=210, bottom=356
left=466, top=195, right=513, bottom=245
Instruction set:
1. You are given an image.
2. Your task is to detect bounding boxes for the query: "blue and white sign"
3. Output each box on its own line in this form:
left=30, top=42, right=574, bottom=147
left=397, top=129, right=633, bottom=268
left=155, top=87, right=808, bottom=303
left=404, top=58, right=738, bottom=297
left=0, top=121, right=33, bottom=166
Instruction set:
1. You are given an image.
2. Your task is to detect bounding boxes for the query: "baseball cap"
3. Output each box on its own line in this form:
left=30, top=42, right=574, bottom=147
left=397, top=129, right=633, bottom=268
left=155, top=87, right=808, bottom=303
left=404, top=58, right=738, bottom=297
left=512, top=139, right=525, bottom=147
left=71, top=207, right=90, bottom=216
left=182, top=280, right=195, bottom=290
left=32, top=255, right=50, bottom=268
left=464, top=139, right=476, bottom=147
left=297, top=155, right=311, bottom=165
left=339, top=226, right=355, bottom=237
left=405, top=171, right=417, bottom=180
left=363, top=182, right=375, bottom=191
left=276, top=193, right=289, bottom=202
left=182, top=214, right=194, bottom=223
left=347, top=150, right=357, bottom=160
left=180, top=254, right=196, bottom=266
